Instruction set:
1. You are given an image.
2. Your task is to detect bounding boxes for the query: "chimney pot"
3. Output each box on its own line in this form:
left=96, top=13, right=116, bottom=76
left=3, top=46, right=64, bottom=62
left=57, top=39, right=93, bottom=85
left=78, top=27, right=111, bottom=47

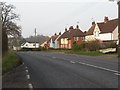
left=59, top=32, right=61, bottom=35
left=92, top=21, right=95, bottom=25
left=54, top=33, right=57, bottom=36
left=76, top=25, right=79, bottom=29
left=69, top=26, right=74, bottom=29
left=104, top=16, right=109, bottom=23
left=65, top=28, right=67, bottom=32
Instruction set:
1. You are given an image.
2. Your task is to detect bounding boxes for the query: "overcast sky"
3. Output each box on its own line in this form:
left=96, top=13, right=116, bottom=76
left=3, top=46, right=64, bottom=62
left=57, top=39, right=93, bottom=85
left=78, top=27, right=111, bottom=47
left=3, top=0, right=118, bottom=38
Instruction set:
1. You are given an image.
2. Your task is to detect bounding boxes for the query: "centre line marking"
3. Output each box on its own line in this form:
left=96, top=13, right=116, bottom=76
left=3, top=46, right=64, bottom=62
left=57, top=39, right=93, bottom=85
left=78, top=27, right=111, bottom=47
left=25, top=66, right=28, bottom=69
left=26, top=70, right=28, bottom=73
left=52, top=57, right=56, bottom=59
left=114, top=73, right=120, bottom=76
left=28, top=83, right=33, bottom=90
left=78, top=61, right=119, bottom=73
left=70, top=61, right=76, bottom=64
left=27, top=75, right=30, bottom=79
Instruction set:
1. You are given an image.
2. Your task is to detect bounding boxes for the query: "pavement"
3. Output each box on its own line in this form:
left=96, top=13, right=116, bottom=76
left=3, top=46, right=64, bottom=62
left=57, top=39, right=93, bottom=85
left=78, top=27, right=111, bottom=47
left=2, top=64, right=30, bottom=89
left=16, top=51, right=119, bottom=88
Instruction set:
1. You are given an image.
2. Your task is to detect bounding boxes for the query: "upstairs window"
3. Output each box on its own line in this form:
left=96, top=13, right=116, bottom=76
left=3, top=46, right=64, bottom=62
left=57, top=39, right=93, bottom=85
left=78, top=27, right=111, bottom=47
left=74, top=37, right=78, bottom=41
left=94, top=31, right=99, bottom=37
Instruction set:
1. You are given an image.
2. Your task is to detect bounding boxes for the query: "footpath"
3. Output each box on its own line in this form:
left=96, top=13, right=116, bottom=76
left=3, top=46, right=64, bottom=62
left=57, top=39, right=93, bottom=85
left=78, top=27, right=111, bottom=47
left=2, top=64, right=30, bottom=89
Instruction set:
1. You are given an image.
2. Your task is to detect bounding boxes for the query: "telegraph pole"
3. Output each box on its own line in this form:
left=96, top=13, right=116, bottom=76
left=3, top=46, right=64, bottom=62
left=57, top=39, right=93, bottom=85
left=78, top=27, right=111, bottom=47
left=118, top=1, right=120, bottom=58
left=35, top=28, right=37, bottom=49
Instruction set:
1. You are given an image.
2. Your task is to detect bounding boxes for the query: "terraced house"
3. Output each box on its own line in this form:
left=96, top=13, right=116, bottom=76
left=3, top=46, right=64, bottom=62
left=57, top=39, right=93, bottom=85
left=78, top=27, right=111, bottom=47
left=85, top=17, right=118, bottom=42
left=57, top=25, right=85, bottom=49
left=49, top=32, right=61, bottom=49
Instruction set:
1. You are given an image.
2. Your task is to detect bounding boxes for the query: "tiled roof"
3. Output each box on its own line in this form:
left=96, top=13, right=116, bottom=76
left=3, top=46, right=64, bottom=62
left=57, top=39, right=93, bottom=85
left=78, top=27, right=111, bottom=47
left=86, top=18, right=118, bottom=35
left=51, top=35, right=59, bottom=42
left=58, top=27, right=85, bottom=41
left=86, top=24, right=96, bottom=35
left=98, top=19, right=118, bottom=34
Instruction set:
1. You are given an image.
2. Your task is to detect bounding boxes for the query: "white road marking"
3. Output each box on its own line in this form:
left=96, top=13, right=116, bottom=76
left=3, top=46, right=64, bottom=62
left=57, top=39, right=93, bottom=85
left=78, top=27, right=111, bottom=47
left=26, top=70, right=28, bottom=73
left=52, top=56, right=56, bottom=59
left=25, top=66, right=28, bottom=69
left=78, top=61, right=119, bottom=73
left=70, top=61, right=76, bottom=64
left=114, top=73, right=120, bottom=76
left=23, top=62, right=24, bottom=65
left=27, top=75, right=30, bottom=79
left=28, top=83, right=33, bottom=90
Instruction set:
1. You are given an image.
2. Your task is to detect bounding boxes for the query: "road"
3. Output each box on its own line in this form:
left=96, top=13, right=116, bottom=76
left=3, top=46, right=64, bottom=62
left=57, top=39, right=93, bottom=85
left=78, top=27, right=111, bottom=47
left=17, top=51, right=119, bottom=88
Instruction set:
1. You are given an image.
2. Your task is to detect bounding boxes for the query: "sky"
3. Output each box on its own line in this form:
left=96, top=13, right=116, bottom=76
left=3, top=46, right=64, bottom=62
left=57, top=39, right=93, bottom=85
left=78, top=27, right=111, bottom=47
left=2, top=0, right=118, bottom=38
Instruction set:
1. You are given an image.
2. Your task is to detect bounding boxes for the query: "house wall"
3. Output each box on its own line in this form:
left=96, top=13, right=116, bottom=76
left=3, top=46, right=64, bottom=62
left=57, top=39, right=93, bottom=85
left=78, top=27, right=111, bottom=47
left=112, top=26, right=118, bottom=40
left=40, top=41, right=47, bottom=47
left=50, top=39, right=54, bottom=48
left=59, top=38, right=70, bottom=49
left=85, top=35, right=96, bottom=41
left=21, top=42, right=39, bottom=48
left=99, top=33, right=113, bottom=41
left=85, top=24, right=100, bottom=41
left=54, top=35, right=61, bottom=49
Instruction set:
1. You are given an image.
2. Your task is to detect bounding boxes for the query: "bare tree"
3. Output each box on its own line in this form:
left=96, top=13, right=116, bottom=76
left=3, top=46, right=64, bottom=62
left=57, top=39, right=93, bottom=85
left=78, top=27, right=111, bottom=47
left=0, top=2, right=21, bottom=54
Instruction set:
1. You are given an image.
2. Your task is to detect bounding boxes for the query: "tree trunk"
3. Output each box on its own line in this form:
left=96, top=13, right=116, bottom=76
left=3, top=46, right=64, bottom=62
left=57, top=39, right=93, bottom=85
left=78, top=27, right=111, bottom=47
left=2, top=28, right=8, bottom=55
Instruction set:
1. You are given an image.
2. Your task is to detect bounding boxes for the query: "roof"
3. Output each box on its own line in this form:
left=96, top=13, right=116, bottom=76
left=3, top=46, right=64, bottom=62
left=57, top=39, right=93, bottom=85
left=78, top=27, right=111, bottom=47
left=86, top=24, right=96, bottom=35
left=51, top=35, right=59, bottom=42
left=58, top=28, right=85, bottom=41
left=86, top=18, right=118, bottom=35
left=98, top=19, right=118, bottom=34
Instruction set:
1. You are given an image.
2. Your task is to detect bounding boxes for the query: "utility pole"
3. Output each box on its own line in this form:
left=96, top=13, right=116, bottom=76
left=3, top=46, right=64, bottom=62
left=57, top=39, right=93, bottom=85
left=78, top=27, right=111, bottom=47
left=118, top=1, right=120, bottom=58
left=35, top=28, right=37, bottom=49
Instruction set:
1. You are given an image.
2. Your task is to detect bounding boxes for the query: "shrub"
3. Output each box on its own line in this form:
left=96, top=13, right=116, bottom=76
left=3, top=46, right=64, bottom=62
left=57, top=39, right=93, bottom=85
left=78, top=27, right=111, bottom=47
left=102, top=41, right=117, bottom=48
left=72, top=41, right=82, bottom=51
left=85, top=40, right=100, bottom=51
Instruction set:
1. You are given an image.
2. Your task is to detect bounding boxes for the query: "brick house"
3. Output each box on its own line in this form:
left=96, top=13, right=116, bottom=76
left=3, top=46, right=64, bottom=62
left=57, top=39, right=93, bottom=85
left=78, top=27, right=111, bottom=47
left=49, top=32, right=61, bottom=49
left=57, top=25, right=85, bottom=49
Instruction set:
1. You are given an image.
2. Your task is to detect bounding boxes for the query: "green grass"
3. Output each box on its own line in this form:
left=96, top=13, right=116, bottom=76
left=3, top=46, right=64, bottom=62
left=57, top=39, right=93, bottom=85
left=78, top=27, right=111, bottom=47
left=66, top=50, right=104, bottom=56
left=2, top=51, right=22, bottom=74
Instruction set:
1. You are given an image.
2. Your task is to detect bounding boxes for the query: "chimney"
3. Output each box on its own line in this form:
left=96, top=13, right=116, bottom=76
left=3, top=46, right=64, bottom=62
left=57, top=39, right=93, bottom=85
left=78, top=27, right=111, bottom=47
left=59, top=32, right=61, bottom=35
left=92, top=21, right=95, bottom=25
left=54, top=33, right=57, bottom=36
left=76, top=25, right=79, bottom=29
left=69, top=26, right=74, bottom=30
left=65, top=28, right=67, bottom=32
left=104, top=16, right=109, bottom=23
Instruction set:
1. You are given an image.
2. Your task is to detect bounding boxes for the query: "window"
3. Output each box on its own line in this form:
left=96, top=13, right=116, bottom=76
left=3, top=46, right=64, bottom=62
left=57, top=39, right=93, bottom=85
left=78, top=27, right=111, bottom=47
left=33, top=44, right=36, bottom=46
left=74, top=37, right=78, bottom=41
left=94, top=31, right=99, bottom=37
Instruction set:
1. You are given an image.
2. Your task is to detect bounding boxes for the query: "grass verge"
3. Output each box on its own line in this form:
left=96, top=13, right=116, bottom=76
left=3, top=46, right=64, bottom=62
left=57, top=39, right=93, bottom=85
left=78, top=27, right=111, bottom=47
left=66, top=50, right=104, bottom=56
left=2, top=51, right=22, bottom=74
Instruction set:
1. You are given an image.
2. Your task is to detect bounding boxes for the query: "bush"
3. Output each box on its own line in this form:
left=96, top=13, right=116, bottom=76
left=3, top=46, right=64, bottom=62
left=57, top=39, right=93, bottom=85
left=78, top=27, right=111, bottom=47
left=72, top=41, right=82, bottom=51
left=101, top=41, right=117, bottom=49
left=85, top=40, right=100, bottom=51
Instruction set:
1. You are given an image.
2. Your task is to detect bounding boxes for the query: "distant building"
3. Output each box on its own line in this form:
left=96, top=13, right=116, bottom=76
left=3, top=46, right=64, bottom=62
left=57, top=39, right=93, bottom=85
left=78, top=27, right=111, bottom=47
left=57, top=25, right=85, bottom=49
left=21, top=42, right=39, bottom=49
left=49, top=32, right=61, bottom=49
left=85, top=17, right=118, bottom=42
left=40, top=41, right=48, bottom=48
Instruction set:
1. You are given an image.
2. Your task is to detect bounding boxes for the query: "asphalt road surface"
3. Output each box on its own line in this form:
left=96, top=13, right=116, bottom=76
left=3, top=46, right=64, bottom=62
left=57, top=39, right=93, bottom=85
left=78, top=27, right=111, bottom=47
left=17, top=51, right=119, bottom=88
